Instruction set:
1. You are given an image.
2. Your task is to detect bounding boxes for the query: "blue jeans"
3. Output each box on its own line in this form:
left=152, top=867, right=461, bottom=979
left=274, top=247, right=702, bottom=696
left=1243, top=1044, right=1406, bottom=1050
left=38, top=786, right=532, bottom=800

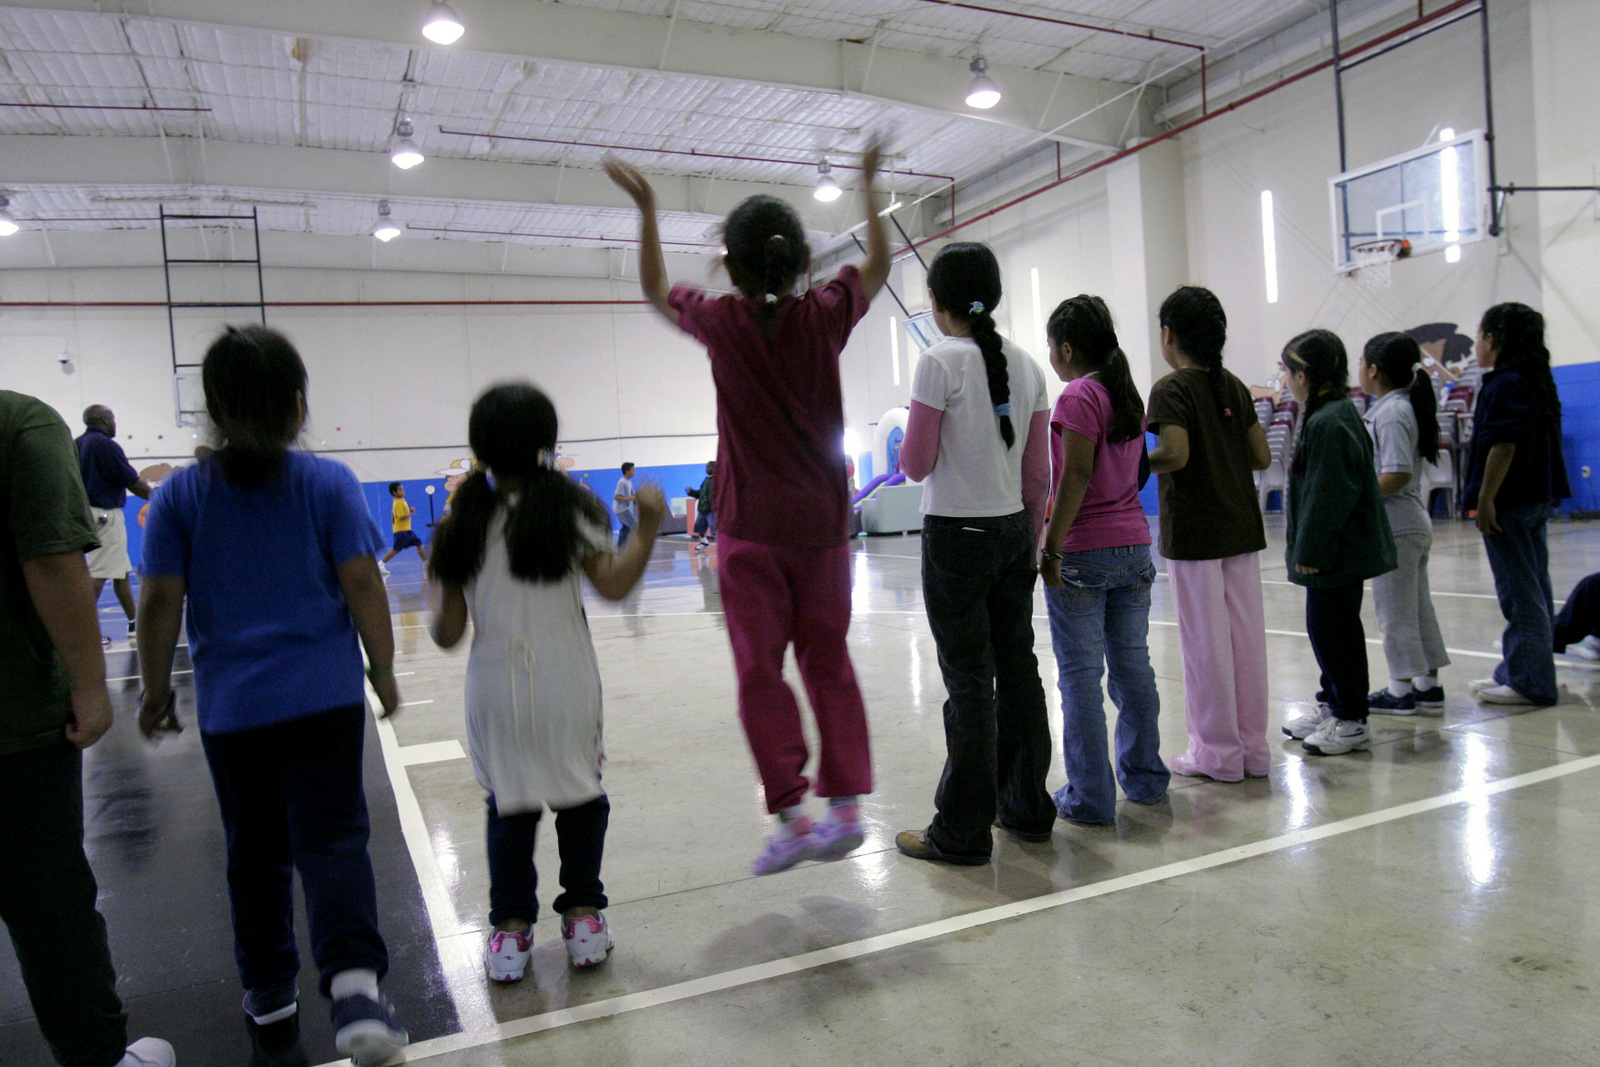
left=1483, top=502, right=1558, bottom=704
left=1045, top=545, right=1168, bottom=824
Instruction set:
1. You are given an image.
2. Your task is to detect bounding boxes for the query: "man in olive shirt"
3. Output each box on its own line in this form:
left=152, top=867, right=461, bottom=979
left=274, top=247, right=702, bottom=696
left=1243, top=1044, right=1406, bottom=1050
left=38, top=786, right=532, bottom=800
left=1, top=391, right=175, bottom=1067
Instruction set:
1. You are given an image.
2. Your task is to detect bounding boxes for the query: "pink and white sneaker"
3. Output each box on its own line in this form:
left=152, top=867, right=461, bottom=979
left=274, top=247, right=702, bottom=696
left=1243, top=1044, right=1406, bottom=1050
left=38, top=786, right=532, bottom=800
left=484, top=928, right=532, bottom=983
left=812, top=809, right=865, bottom=861
left=561, top=912, right=613, bottom=968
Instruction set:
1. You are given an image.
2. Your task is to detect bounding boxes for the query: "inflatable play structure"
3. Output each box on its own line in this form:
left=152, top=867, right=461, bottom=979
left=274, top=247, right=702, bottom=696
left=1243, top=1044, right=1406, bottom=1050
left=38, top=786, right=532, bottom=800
left=855, top=407, right=923, bottom=535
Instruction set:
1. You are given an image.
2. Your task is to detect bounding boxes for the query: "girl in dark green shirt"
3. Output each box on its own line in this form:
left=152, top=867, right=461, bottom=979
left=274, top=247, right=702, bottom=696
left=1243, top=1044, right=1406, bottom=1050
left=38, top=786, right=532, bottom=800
left=1279, top=330, right=1397, bottom=756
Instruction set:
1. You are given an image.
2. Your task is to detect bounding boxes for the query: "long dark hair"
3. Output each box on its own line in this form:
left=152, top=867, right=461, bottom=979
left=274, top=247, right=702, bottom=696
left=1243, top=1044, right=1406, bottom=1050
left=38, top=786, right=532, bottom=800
left=201, top=324, right=307, bottom=487
left=927, top=242, right=1014, bottom=449
left=1363, top=332, right=1440, bottom=463
left=1480, top=302, right=1561, bottom=419
left=1158, top=286, right=1232, bottom=420
left=1047, top=294, right=1143, bottom=444
left=1284, top=329, right=1350, bottom=476
left=428, top=383, right=609, bottom=585
left=722, top=195, right=809, bottom=322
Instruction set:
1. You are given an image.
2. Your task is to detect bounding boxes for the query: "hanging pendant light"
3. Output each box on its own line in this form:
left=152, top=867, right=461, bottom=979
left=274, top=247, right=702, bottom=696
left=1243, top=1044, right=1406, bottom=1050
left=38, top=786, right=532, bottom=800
left=965, top=55, right=1002, bottom=110
left=390, top=119, right=424, bottom=170
left=373, top=200, right=401, bottom=242
left=813, top=160, right=842, bottom=203
left=421, top=2, right=465, bottom=45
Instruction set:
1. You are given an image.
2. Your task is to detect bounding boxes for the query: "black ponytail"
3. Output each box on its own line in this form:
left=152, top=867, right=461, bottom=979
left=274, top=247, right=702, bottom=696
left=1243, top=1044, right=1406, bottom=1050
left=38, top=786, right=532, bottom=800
left=1047, top=294, right=1144, bottom=444
left=1158, top=286, right=1232, bottom=420
left=428, top=383, right=609, bottom=586
left=1363, top=332, right=1440, bottom=463
left=1480, top=302, right=1561, bottom=420
left=722, top=195, right=809, bottom=321
left=201, top=324, right=307, bottom=488
left=927, top=242, right=1014, bottom=449
left=1283, top=329, right=1351, bottom=476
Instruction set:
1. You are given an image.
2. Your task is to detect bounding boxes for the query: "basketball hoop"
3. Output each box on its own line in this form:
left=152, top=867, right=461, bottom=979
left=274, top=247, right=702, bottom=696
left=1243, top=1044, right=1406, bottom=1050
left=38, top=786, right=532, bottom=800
left=1349, top=238, right=1411, bottom=291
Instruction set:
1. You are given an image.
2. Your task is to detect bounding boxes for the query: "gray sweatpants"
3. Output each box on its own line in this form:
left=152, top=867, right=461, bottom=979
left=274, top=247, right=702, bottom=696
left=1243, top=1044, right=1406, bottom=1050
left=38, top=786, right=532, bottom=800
left=1371, top=530, right=1451, bottom=680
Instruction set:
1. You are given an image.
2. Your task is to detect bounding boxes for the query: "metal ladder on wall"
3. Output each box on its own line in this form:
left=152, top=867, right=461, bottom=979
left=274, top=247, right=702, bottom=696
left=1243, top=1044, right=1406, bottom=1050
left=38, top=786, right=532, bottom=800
left=159, top=206, right=266, bottom=425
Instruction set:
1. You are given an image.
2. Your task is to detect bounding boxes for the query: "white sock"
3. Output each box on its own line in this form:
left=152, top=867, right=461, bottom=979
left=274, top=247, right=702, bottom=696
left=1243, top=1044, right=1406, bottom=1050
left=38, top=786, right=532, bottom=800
left=1388, top=679, right=1412, bottom=698
left=1414, top=674, right=1438, bottom=691
left=329, top=968, right=380, bottom=1002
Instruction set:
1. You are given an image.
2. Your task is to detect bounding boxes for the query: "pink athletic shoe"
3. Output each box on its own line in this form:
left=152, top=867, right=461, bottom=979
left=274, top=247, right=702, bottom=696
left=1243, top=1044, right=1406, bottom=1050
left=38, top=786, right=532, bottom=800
left=561, top=912, right=613, bottom=968
left=484, top=929, right=531, bottom=983
left=750, top=826, right=820, bottom=875
left=812, top=812, right=865, bottom=861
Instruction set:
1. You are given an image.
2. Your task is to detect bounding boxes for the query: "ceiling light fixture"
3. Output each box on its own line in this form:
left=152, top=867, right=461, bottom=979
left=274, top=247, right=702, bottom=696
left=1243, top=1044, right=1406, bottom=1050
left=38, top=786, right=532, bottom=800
left=965, top=55, right=1002, bottom=110
left=421, top=1, right=465, bottom=45
left=0, top=195, right=17, bottom=237
left=391, top=119, right=424, bottom=169
left=814, top=160, right=842, bottom=203
left=373, top=200, right=401, bottom=242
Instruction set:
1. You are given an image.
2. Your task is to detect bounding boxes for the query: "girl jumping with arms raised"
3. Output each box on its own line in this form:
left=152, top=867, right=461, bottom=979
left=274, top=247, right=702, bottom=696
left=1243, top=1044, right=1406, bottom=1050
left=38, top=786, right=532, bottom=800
left=606, top=143, right=890, bottom=874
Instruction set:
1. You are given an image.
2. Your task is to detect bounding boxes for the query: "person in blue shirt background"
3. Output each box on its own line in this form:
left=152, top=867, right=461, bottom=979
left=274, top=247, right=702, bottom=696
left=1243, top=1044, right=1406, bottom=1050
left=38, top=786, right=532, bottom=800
left=75, top=405, right=151, bottom=643
left=136, top=325, right=409, bottom=1067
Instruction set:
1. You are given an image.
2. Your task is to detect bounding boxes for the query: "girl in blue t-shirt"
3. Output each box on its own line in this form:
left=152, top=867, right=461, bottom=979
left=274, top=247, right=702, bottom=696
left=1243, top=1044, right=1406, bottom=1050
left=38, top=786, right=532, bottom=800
left=138, top=326, right=408, bottom=1067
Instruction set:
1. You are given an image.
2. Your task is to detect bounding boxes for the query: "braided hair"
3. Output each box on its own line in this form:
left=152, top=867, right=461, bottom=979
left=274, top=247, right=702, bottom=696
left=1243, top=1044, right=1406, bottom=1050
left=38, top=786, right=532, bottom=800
left=722, top=195, right=810, bottom=322
left=1158, top=286, right=1232, bottom=419
left=1480, top=302, right=1561, bottom=419
left=927, top=242, right=1014, bottom=449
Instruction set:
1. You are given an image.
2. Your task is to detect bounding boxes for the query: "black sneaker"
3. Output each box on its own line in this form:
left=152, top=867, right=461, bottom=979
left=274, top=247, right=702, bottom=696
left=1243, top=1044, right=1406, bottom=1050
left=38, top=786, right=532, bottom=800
left=1366, top=688, right=1417, bottom=715
left=331, top=993, right=408, bottom=1067
left=247, top=1012, right=309, bottom=1067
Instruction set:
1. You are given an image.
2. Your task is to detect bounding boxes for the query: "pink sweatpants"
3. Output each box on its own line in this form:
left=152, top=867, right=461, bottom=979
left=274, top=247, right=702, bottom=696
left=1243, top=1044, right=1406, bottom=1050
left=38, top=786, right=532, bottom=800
left=717, top=534, right=874, bottom=813
left=1167, top=553, right=1270, bottom=781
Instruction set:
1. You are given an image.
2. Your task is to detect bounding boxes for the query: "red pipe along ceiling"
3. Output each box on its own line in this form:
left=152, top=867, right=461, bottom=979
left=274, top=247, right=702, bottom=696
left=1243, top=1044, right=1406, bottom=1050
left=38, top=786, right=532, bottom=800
left=905, top=0, right=1479, bottom=256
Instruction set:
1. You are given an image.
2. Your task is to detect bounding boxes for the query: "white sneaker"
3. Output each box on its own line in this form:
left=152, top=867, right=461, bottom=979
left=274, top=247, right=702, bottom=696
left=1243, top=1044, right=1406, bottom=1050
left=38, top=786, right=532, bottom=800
left=561, top=911, right=613, bottom=968
left=484, top=927, right=531, bottom=982
left=1564, top=637, right=1600, bottom=662
left=1282, top=702, right=1334, bottom=740
left=1474, top=684, right=1544, bottom=707
left=1468, top=678, right=1499, bottom=694
left=119, top=1038, right=176, bottom=1067
left=1301, top=717, right=1372, bottom=756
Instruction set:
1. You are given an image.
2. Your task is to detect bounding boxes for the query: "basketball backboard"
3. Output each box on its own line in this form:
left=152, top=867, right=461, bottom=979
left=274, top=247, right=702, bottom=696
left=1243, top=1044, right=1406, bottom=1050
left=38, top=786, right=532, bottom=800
left=1330, top=129, right=1489, bottom=272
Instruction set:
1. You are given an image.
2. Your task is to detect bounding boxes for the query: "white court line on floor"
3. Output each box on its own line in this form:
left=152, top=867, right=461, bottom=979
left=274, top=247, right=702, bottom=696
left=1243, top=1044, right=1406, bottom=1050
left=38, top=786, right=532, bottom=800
left=106, top=668, right=191, bottom=684
left=1259, top=578, right=1565, bottom=606
left=314, top=749, right=1600, bottom=1067
left=397, top=739, right=467, bottom=766
left=397, top=699, right=436, bottom=707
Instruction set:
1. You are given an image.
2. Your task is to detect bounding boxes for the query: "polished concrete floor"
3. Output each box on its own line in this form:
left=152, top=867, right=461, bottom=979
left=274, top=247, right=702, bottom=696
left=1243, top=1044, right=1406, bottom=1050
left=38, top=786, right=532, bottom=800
left=11, top=515, right=1600, bottom=1066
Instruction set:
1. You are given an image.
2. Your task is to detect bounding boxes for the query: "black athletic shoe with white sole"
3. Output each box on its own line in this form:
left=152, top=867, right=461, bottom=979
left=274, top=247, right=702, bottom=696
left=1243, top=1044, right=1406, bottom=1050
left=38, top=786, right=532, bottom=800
left=331, top=993, right=408, bottom=1067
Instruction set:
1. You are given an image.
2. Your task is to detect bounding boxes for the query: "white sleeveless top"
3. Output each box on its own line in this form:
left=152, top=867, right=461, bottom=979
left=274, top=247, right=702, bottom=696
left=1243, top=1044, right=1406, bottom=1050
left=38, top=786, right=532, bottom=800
left=463, top=510, right=612, bottom=814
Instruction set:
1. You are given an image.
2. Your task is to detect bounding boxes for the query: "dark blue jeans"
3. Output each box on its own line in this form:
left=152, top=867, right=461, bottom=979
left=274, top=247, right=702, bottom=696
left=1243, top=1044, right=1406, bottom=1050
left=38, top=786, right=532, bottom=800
left=1305, top=582, right=1370, bottom=721
left=920, top=511, right=1055, bottom=859
left=201, top=704, right=388, bottom=1003
left=486, top=793, right=609, bottom=926
left=1045, top=545, right=1168, bottom=824
left=1483, top=502, right=1558, bottom=704
left=0, top=742, right=128, bottom=1067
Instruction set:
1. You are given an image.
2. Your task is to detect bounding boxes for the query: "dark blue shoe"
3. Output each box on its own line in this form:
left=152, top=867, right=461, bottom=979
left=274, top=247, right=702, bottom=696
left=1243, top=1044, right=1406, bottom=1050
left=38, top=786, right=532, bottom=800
left=331, top=994, right=407, bottom=1067
left=1412, top=685, right=1446, bottom=709
left=1366, top=688, right=1417, bottom=715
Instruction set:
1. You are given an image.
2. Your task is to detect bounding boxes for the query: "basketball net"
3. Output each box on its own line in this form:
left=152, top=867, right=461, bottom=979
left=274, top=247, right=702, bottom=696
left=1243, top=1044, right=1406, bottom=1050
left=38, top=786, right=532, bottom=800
left=1351, top=245, right=1394, bottom=291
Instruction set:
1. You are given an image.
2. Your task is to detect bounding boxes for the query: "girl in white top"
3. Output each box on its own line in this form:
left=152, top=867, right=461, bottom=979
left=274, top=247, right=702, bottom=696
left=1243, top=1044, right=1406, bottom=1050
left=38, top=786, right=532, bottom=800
left=893, top=241, right=1056, bottom=866
left=428, top=383, right=663, bottom=982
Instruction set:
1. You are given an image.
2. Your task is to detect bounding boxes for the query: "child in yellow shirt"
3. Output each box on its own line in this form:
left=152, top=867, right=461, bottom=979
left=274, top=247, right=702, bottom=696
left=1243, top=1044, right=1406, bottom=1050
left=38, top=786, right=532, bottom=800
left=381, top=482, right=427, bottom=567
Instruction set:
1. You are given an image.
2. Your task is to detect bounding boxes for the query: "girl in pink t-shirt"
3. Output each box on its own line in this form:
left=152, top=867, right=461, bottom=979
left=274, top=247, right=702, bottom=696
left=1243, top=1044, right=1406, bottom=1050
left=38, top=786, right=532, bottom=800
left=606, top=144, right=890, bottom=875
left=1038, top=295, right=1169, bottom=825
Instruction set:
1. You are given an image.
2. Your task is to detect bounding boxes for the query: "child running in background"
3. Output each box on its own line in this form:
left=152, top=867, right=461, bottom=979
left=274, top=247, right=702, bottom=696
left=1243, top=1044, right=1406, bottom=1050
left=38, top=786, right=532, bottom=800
left=892, top=242, right=1055, bottom=866
left=1464, top=303, right=1571, bottom=707
left=1359, top=333, right=1450, bottom=713
left=1279, top=330, right=1397, bottom=755
left=380, top=482, right=427, bottom=571
left=137, top=325, right=408, bottom=1067
left=688, top=460, right=716, bottom=549
left=428, top=383, right=663, bottom=982
left=1146, top=287, right=1273, bottom=782
left=1038, top=295, right=1168, bottom=824
left=606, top=141, right=890, bottom=875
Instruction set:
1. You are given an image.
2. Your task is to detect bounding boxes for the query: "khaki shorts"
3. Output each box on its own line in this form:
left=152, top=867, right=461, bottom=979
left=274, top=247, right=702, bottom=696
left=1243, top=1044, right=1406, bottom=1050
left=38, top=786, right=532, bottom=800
left=86, top=507, right=132, bottom=580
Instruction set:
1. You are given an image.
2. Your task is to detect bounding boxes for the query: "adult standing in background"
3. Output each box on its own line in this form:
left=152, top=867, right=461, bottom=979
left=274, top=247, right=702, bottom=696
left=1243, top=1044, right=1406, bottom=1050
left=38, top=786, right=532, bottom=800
left=1, top=390, right=176, bottom=1067
left=75, top=405, right=151, bottom=644
left=613, top=462, right=638, bottom=549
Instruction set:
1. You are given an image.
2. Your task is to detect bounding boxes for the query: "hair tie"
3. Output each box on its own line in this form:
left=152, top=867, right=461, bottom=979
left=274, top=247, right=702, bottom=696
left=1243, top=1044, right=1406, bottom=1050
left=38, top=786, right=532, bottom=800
left=1411, top=361, right=1424, bottom=374
left=969, top=301, right=985, bottom=315
left=764, top=293, right=779, bottom=304
left=994, top=403, right=1011, bottom=417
